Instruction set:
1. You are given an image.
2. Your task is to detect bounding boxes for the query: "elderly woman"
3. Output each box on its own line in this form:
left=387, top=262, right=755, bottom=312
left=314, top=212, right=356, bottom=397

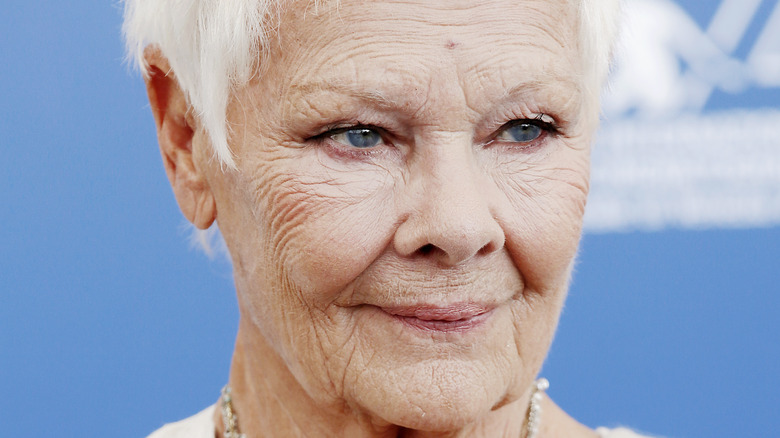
left=126, top=0, right=651, bottom=437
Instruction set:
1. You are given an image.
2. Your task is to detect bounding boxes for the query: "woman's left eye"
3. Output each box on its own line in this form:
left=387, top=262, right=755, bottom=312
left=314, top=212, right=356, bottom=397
left=330, top=127, right=383, bottom=149
left=494, top=120, right=548, bottom=144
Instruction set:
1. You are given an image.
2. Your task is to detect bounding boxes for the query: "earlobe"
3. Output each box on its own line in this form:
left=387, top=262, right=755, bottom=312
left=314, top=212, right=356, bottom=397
left=143, top=47, right=217, bottom=230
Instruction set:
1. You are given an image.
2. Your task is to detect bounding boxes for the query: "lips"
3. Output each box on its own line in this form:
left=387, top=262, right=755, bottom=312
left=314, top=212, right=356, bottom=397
left=378, top=303, right=494, bottom=333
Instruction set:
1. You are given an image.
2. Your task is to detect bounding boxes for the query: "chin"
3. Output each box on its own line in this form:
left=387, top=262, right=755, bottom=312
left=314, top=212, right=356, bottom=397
left=347, top=357, right=518, bottom=433
left=370, top=399, right=488, bottom=433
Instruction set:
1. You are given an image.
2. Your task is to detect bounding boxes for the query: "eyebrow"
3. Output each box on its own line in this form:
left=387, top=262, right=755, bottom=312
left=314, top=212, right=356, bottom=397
left=498, top=76, right=584, bottom=121
left=499, top=77, right=582, bottom=103
left=287, top=80, right=398, bottom=110
left=285, top=74, right=584, bottom=123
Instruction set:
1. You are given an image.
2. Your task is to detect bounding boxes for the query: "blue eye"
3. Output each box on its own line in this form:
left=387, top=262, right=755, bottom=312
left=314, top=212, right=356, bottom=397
left=331, top=128, right=383, bottom=148
left=495, top=122, right=543, bottom=143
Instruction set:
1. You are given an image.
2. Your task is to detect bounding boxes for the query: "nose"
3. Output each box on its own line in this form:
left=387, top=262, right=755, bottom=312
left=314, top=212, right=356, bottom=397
left=393, top=142, right=505, bottom=266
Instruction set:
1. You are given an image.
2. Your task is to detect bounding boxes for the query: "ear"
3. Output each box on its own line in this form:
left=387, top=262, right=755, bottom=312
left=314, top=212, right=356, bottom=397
left=143, top=47, right=216, bottom=230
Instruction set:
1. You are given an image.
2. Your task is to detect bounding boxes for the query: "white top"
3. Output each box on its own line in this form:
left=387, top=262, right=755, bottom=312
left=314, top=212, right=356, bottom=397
left=148, top=405, right=656, bottom=438
left=148, top=406, right=214, bottom=438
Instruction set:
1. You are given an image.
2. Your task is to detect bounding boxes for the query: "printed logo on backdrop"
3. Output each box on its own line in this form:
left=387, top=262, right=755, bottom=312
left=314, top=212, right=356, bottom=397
left=585, top=0, right=780, bottom=232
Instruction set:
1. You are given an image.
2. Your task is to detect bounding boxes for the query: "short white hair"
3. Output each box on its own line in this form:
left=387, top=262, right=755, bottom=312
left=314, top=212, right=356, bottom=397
left=123, top=0, right=622, bottom=168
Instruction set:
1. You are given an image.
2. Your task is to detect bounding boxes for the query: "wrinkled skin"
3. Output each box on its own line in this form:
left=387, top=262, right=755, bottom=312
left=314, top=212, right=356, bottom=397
left=146, top=0, right=600, bottom=436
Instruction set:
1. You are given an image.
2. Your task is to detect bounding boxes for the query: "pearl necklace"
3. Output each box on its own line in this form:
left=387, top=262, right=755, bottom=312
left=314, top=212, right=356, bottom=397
left=220, top=386, right=245, bottom=438
left=526, top=377, right=549, bottom=438
left=220, top=378, right=549, bottom=438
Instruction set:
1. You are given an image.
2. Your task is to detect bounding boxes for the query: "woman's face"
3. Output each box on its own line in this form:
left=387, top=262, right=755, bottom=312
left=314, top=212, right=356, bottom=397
left=206, top=0, right=594, bottom=430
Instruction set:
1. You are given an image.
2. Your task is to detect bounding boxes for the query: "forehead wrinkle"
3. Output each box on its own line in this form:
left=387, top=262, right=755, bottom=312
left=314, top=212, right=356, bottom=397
left=285, top=58, right=462, bottom=125
left=458, top=61, right=584, bottom=123
left=278, top=31, right=438, bottom=117
left=271, top=0, right=584, bottom=130
left=288, top=0, right=577, bottom=63
left=513, top=2, right=576, bottom=50
left=307, top=0, right=573, bottom=28
left=458, top=34, right=584, bottom=119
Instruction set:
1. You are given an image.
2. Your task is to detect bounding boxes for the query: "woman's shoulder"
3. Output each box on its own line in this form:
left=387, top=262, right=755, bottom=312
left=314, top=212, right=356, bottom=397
left=147, top=405, right=216, bottom=438
left=596, top=426, right=658, bottom=438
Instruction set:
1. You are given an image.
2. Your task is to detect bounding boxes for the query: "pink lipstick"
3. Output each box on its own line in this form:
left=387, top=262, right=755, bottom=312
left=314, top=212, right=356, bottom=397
left=379, top=303, right=494, bottom=333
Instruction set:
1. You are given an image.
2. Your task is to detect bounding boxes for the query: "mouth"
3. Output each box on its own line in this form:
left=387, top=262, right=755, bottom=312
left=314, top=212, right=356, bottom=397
left=377, top=303, right=495, bottom=333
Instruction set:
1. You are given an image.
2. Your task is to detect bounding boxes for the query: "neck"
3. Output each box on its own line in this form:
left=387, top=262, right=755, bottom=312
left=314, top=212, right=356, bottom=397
left=214, top=318, right=553, bottom=438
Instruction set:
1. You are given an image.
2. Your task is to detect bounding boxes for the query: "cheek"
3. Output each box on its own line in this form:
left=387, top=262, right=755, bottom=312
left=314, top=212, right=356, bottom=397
left=493, top=142, right=590, bottom=293
left=224, top=146, right=405, bottom=398
left=250, top=150, right=401, bottom=303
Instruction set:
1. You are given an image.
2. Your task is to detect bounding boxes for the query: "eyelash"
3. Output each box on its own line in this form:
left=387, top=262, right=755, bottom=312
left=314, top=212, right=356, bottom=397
left=527, top=114, right=559, bottom=133
left=490, top=114, right=560, bottom=144
left=312, top=114, right=560, bottom=153
left=309, top=123, right=392, bottom=159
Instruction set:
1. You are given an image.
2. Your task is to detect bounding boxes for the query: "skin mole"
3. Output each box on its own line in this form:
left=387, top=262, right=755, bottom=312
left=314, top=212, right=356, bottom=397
left=445, top=39, right=460, bottom=50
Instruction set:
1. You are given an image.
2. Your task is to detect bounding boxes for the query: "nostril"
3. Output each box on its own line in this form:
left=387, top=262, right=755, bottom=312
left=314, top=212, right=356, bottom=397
left=478, top=241, right=498, bottom=256
left=418, top=244, right=435, bottom=255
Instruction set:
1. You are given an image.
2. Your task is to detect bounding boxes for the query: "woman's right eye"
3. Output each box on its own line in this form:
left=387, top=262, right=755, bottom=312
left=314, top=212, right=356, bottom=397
left=329, top=127, right=383, bottom=149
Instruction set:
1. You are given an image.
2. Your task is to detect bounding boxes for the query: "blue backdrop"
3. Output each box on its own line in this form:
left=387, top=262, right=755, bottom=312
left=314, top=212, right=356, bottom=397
left=1, top=1, right=778, bottom=437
